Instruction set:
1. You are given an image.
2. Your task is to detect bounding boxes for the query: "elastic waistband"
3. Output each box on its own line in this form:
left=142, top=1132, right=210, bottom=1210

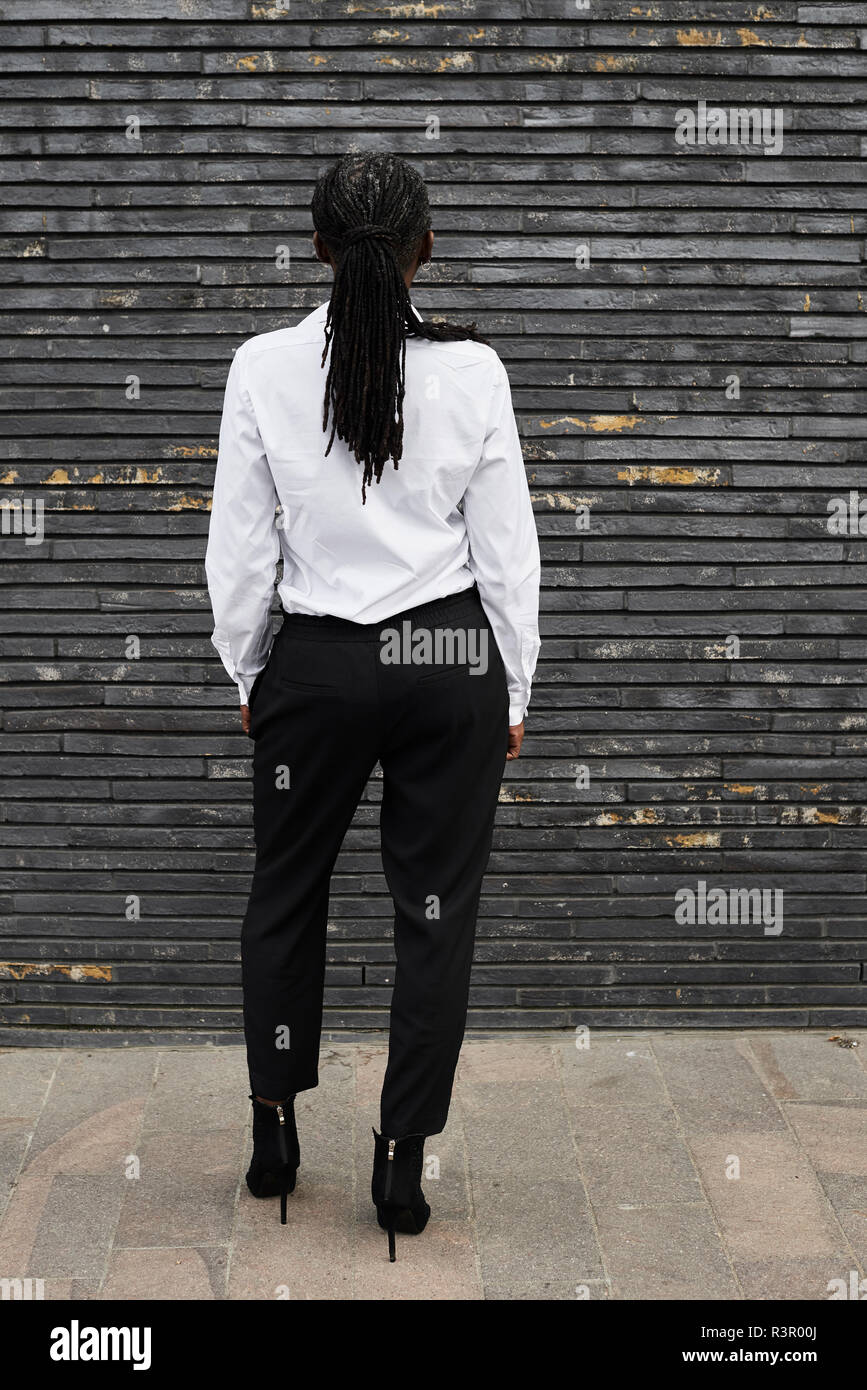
left=279, top=582, right=483, bottom=641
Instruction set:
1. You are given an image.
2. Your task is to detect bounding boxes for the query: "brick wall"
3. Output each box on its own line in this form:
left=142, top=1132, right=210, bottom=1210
left=1, top=0, right=865, bottom=1040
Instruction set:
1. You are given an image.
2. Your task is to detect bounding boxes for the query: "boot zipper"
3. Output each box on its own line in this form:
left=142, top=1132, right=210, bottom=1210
left=276, top=1102, right=288, bottom=1166
left=384, top=1137, right=395, bottom=1203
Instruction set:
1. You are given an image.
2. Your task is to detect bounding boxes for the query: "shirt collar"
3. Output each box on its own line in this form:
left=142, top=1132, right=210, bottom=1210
left=312, top=299, right=424, bottom=323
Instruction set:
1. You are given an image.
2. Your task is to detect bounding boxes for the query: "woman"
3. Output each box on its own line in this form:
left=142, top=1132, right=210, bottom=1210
left=205, top=153, right=540, bottom=1261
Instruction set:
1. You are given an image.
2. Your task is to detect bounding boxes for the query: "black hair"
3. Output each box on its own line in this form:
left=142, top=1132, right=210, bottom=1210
left=311, top=153, right=488, bottom=503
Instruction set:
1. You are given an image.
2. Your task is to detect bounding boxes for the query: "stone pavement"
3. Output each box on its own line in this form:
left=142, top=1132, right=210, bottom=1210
left=1, top=1030, right=865, bottom=1301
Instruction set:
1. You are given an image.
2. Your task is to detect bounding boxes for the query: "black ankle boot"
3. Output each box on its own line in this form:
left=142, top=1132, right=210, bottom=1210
left=371, top=1127, right=431, bottom=1262
left=246, top=1093, right=299, bottom=1225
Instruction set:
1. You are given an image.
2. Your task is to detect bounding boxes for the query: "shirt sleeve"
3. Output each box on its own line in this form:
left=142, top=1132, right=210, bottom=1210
left=205, top=341, right=280, bottom=705
left=462, top=357, right=541, bottom=726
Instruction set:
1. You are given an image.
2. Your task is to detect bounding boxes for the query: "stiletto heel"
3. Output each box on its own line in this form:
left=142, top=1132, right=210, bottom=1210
left=246, top=1093, right=299, bottom=1225
left=371, top=1128, right=430, bottom=1262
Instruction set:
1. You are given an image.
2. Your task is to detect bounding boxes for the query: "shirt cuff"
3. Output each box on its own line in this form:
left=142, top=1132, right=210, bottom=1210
left=508, top=701, right=526, bottom=726
left=236, top=678, right=250, bottom=705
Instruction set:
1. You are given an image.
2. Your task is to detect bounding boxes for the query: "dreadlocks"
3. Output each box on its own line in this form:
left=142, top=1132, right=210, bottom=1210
left=311, top=153, right=487, bottom=504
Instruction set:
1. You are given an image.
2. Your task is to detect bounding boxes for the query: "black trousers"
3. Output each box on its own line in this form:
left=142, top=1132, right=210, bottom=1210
left=241, top=582, right=510, bottom=1138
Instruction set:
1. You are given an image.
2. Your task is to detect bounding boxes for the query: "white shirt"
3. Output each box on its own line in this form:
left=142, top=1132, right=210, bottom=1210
left=205, top=300, right=541, bottom=726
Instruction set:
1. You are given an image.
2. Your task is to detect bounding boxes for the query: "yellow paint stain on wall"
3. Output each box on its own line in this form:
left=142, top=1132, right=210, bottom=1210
left=43, top=466, right=169, bottom=484
left=593, top=54, right=639, bottom=72
left=616, top=465, right=722, bottom=485
left=804, top=293, right=811, bottom=311
left=676, top=28, right=723, bottom=46
left=170, top=444, right=217, bottom=458
left=540, top=491, right=595, bottom=510
left=737, top=27, right=769, bottom=46
left=236, top=55, right=259, bottom=71
left=308, top=54, right=328, bottom=65
left=530, top=53, right=567, bottom=70
left=540, top=413, right=646, bottom=434
left=0, top=470, right=20, bottom=483
left=46, top=467, right=102, bottom=485
left=0, top=962, right=112, bottom=981
left=727, top=783, right=756, bottom=795
left=99, top=289, right=138, bottom=308
left=665, top=832, right=721, bottom=848
left=348, top=3, right=448, bottom=16
left=436, top=52, right=473, bottom=71
left=376, top=51, right=469, bottom=70
left=168, top=494, right=210, bottom=511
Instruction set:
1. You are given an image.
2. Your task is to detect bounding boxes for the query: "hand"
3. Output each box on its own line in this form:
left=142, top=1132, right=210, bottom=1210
left=506, top=721, right=524, bottom=760
left=240, top=703, right=251, bottom=735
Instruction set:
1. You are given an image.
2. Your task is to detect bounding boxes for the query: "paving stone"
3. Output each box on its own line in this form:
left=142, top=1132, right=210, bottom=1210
left=460, top=1079, right=578, bottom=1181
left=114, top=1130, right=242, bottom=1248
left=458, top=1038, right=558, bottom=1084
left=98, top=1246, right=228, bottom=1300
left=486, top=1280, right=611, bottom=1300
left=27, top=1174, right=125, bottom=1282
left=45, top=1278, right=101, bottom=1300
left=355, top=1217, right=483, bottom=1300
left=568, top=1104, right=703, bottom=1207
left=747, top=1035, right=867, bottom=1101
left=595, top=1202, right=739, bottom=1300
left=813, top=1173, right=867, bottom=1266
left=783, top=1103, right=867, bottom=1176
left=0, top=1096, right=146, bottom=1275
left=0, top=1050, right=60, bottom=1120
left=27, top=1050, right=155, bottom=1160
left=850, top=1034, right=867, bottom=1076
left=229, top=1182, right=356, bottom=1300
left=353, top=1043, right=389, bottom=1115
left=142, top=1048, right=248, bottom=1133
left=472, top=1177, right=603, bottom=1294
left=0, top=1159, right=56, bottom=1274
left=734, top=1257, right=864, bottom=1301
left=688, top=1132, right=847, bottom=1261
left=557, top=1036, right=667, bottom=1108
left=16, top=1278, right=102, bottom=1301
left=654, top=1036, right=787, bottom=1134
left=0, top=1120, right=33, bottom=1219
left=27, top=1097, right=145, bottom=1179
left=2, top=1034, right=861, bottom=1300
left=285, top=1049, right=355, bottom=1192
